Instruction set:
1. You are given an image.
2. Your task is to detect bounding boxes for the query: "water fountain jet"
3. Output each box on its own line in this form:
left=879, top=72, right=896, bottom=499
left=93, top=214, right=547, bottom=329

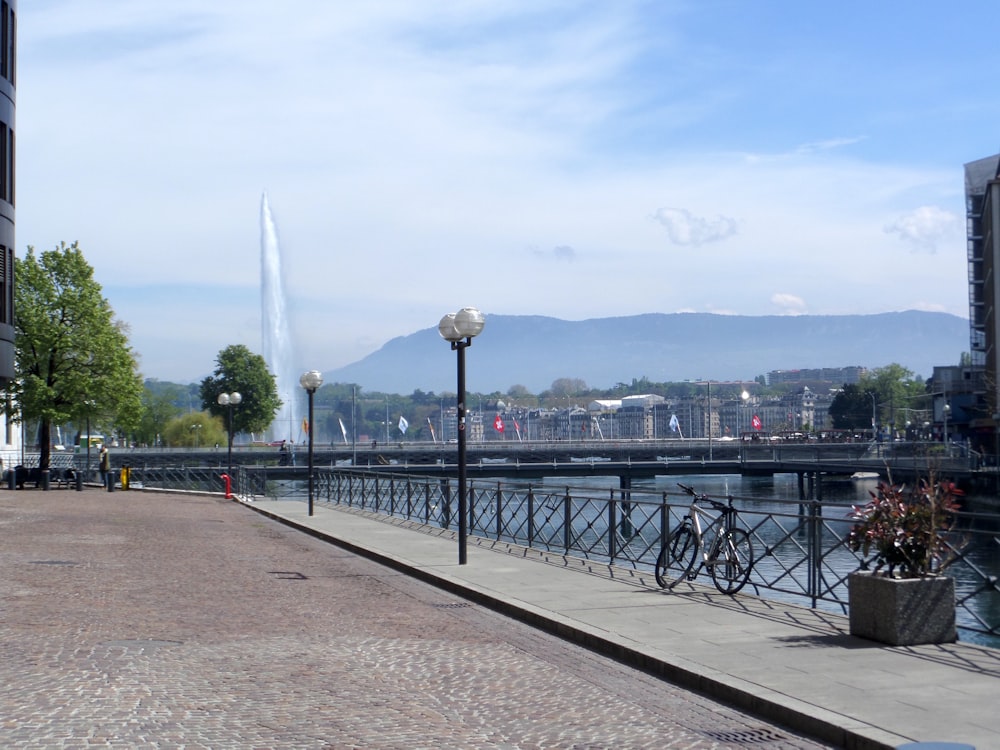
left=260, top=193, right=301, bottom=443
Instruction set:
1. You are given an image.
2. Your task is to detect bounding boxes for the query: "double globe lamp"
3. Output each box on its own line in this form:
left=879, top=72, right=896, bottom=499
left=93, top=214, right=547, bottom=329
left=438, top=306, right=485, bottom=565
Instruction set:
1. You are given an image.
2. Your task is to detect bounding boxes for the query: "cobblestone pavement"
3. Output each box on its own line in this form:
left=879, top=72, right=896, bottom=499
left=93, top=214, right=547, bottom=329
left=0, top=490, right=833, bottom=749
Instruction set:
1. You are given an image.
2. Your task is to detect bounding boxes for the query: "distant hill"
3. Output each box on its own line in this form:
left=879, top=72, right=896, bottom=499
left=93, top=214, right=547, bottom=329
left=323, top=311, right=969, bottom=394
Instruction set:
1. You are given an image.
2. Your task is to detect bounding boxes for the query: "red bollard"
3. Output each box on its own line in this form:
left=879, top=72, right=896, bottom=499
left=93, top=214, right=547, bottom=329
left=221, top=473, right=232, bottom=499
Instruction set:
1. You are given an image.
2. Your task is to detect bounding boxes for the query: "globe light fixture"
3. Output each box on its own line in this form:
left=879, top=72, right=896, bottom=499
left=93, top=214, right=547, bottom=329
left=300, top=370, right=324, bottom=516
left=438, top=306, right=485, bottom=565
left=217, top=391, right=243, bottom=480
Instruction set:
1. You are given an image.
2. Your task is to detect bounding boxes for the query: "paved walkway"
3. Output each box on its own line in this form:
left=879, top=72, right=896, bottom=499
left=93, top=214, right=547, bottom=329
left=247, top=496, right=998, bottom=750
left=3, top=487, right=834, bottom=749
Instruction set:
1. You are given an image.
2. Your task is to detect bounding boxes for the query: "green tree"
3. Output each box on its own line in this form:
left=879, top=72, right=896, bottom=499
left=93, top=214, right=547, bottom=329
left=199, top=345, right=281, bottom=441
left=10, top=243, right=143, bottom=472
left=135, top=380, right=184, bottom=446
left=162, top=411, right=226, bottom=447
left=828, top=384, right=873, bottom=430
left=860, top=364, right=928, bottom=431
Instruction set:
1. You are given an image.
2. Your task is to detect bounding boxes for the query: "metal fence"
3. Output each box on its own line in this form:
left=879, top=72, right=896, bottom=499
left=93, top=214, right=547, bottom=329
left=282, top=468, right=999, bottom=645
left=119, top=463, right=1000, bottom=645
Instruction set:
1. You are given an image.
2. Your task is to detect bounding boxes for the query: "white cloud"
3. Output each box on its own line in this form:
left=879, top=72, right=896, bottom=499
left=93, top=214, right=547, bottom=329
left=651, top=208, right=739, bottom=247
left=884, top=206, right=961, bottom=253
left=770, top=293, right=808, bottom=315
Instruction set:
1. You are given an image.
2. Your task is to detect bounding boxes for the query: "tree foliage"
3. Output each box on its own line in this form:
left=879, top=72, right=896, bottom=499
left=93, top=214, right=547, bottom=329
left=10, top=243, right=143, bottom=470
left=828, top=384, right=873, bottom=430
left=828, top=364, right=929, bottom=431
left=162, top=410, right=226, bottom=447
left=199, top=345, right=281, bottom=437
left=135, top=381, right=185, bottom=446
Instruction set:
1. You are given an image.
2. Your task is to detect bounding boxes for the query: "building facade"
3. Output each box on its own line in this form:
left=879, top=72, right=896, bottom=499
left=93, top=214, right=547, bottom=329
left=963, top=154, right=1000, bottom=447
left=0, top=0, right=14, bottom=383
left=0, top=1, right=15, bottom=471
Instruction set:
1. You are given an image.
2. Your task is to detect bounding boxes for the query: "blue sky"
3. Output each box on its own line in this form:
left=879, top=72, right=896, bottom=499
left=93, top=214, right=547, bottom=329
left=15, top=1, right=999, bottom=384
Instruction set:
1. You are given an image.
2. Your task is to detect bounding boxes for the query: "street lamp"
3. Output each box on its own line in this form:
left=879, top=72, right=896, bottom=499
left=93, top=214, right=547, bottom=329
left=300, top=370, right=323, bottom=516
left=740, top=389, right=750, bottom=437
left=740, top=389, right=749, bottom=461
left=217, top=391, right=242, bottom=478
left=943, top=402, right=951, bottom=451
left=84, top=399, right=96, bottom=483
left=439, top=306, right=485, bottom=565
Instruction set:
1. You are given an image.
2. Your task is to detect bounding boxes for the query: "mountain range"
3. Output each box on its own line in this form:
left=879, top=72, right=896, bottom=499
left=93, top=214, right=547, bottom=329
left=322, top=311, right=969, bottom=394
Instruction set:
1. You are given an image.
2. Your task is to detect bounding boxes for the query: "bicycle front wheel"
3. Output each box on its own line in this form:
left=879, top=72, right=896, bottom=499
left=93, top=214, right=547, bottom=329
left=655, top=525, right=697, bottom=589
left=709, top=528, right=754, bottom=594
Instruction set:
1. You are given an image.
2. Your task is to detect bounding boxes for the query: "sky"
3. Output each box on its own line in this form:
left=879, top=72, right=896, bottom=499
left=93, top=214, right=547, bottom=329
left=15, top=1, right=1000, bottom=385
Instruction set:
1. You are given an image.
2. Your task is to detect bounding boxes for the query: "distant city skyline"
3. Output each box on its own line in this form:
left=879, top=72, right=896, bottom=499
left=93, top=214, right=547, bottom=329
left=16, top=3, right=998, bottom=383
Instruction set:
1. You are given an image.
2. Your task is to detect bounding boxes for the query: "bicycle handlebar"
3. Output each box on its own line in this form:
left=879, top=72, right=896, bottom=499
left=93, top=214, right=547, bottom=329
left=677, top=482, right=733, bottom=510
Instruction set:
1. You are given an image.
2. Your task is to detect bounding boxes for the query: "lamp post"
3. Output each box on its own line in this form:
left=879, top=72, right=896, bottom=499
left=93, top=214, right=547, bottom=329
left=300, top=370, right=323, bottom=516
left=217, top=391, right=242, bottom=478
left=868, top=392, right=877, bottom=440
left=84, top=399, right=96, bottom=483
left=740, top=389, right=749, bottom=461
left=943, top=402, right=951, bottom=452
left=439, top=306, right=485, bottom=565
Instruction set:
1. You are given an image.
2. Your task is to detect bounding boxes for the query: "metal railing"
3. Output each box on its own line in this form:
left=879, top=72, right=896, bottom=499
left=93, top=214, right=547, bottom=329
left=303, top=468, right=999, bottom=645
left=126, top=463, right=1000, bottom=645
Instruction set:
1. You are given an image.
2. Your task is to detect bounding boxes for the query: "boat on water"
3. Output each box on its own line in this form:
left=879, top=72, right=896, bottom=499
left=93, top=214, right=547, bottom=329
left=850, top=471, right=880, bottom=481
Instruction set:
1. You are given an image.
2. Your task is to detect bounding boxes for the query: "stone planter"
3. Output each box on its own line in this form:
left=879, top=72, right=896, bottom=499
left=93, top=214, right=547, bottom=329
left=848, top=571, right=956, bottom=646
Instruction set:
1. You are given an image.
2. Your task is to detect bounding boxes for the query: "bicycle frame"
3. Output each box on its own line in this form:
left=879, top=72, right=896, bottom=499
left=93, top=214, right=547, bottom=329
left=683, top=499, right=731, bottom=571
left=655, top=484, right=755, bottom=594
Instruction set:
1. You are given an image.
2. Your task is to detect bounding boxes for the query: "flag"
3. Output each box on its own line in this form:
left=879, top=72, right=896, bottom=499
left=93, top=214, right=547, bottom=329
left=427, top=417, right=437, bottom=443
left=494, top=414, right=504, bottom=432
left=752, top=414, right=762, bottom=431
left=513, top=418, right=521, bottom=440
left=301, top=417, right=309, bottom=436
left=398, top=415, right=409, bottom=434
left=669, top=414, right=680, bottom=432
left=338, top=417, right=348, bottom=444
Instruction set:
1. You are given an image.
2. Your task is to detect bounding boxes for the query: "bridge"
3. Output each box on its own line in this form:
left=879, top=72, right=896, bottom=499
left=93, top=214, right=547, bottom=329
left=102, top=438, right=991, bottom=495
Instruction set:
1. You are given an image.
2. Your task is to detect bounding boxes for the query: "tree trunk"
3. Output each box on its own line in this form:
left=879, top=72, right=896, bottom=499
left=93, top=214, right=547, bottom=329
left=38, top=419, right=51, bottom=471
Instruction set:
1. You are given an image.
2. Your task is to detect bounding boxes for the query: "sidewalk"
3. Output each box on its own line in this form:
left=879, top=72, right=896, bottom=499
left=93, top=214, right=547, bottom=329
left=247, top=497, right=997, bottom=750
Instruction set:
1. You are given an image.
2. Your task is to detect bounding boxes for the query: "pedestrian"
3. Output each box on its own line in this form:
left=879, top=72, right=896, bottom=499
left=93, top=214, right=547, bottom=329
left=99, top=445, right=110, bottom=487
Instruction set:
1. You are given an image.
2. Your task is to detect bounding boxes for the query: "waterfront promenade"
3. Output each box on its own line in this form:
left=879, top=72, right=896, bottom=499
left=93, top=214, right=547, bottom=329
left=2, top=487, right=996, bottom=748
left=249, top=496, right=998, bottom=750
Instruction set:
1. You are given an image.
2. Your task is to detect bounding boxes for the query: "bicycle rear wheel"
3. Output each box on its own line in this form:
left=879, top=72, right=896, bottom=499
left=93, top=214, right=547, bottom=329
left=708, top=528, right=754, bottom=594
left=655, top=525, right=697, bottom=589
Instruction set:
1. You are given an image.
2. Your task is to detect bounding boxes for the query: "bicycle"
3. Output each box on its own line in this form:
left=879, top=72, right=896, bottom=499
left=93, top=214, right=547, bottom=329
left=654, top=483, right=755, bottom=594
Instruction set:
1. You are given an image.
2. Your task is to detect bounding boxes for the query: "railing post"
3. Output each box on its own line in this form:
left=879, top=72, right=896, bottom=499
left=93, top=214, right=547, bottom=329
left=441, top=478, right=451, bottom=528
left=527, top=485, right=535, bottom=547
left=496, top=482, right=503, bottom=541
left=809, top=500, right=821, bottom=608
left=563, top=487, right=572, bottom=553
left=406, top=477, right=413, bottom=519
left=661, top=492, right=669, bottom=542
left=389, top=476, right=396, bottom=516
left=608, top=488, right=617, bottom=563
left=466, top=481, right=475, bottom=537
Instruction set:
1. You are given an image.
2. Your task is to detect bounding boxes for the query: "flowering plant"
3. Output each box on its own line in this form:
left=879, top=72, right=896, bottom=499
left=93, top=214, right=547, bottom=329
left=847, top=478, right=963, bottom=578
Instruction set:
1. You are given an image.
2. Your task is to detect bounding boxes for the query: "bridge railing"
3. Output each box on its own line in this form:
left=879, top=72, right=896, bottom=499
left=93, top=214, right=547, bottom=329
left=302, top=468, right=999, bottom=645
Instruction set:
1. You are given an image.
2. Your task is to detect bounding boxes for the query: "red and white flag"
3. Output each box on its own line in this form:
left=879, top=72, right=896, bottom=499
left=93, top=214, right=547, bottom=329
left=494, top=414, right=504, bottom=432
left=752, top=414, right=762, bottom=431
